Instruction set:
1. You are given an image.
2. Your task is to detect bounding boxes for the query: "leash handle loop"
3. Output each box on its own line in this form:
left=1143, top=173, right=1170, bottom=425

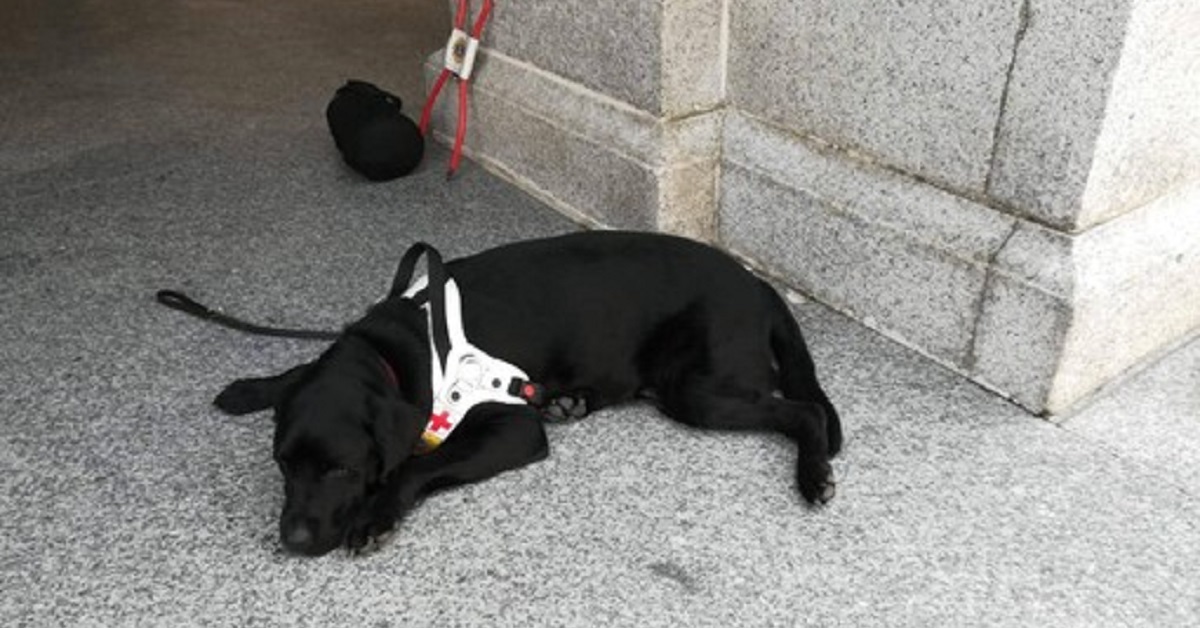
left=156, top=289, right=215, bottom=319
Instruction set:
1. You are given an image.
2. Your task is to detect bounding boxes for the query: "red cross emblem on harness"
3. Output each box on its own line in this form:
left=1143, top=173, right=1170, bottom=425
left=428, top=411, right=453, bottom=433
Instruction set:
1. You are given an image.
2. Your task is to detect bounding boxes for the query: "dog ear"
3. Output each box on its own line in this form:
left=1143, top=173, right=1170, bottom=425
left=366, top=394, right=423, bottom=475
left=213, top=363, right=313, bottom=417
left=348, top=299, right=432, bottom=408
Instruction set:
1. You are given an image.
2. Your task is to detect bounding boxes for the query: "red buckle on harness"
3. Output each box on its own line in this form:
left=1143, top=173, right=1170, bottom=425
left=508, top=378, right=544, bottom=405
left=418, top=0, right=495, bottom=179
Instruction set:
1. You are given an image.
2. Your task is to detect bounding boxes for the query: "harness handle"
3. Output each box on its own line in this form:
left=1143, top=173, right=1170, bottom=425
left=389, top=242, right=453, bottom=366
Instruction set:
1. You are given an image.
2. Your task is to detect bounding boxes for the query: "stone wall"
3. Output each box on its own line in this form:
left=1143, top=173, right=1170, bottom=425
left=427, top=0, right=1200, bottom=414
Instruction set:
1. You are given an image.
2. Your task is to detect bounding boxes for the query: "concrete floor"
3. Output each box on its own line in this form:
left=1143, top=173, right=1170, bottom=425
left=2, top=1, right=1199, bottom=626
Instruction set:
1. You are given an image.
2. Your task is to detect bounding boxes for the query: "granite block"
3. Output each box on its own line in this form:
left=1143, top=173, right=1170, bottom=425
left=448, top=51, right=723, bottom=169
left=426, top=60, right=654, bottom=230
left=969, top=266, right=1073, bottom=411
left=967, top=220, right=1075, bottom=410
left=720, top=165, right=985, bottom=367
left=1079, top=0, right=1200, bottom=228
left=985, top=220, right=1074, bottom=298
left=480, top=0, right=662, bottom=113
left=986, top=0, right=1131, bottom=230
left=970, top=178, right=1200, bottom=413
left=722, top=113, right=1016, bottom=264
left=424, top=50, right=722, bottom=235
left=1049, top=180, right=1200, bottom=411
left=660, top=157, right=719, bottom=241
left=660, top=0, right=727, bottom=116
left=720, top=111, right=1015, bottom=366
left=727, top=0, right=1024, bottom=194
left=480, top=0, right=724, bottom=116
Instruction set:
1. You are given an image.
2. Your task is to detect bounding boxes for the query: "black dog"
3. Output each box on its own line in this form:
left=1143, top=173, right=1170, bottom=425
left=215, top=231, right=842, bottom=556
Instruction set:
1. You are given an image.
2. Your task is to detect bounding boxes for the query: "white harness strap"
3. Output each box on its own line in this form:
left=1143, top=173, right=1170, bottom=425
left=403, top=276, right=531, bottom=451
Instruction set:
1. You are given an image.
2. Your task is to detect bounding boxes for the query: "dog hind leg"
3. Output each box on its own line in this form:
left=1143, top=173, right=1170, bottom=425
left=764, top=285, right=843, bottom=456
left=542, top=393, right=590, bottom=422
left=658, top=376, right=836, bottom=505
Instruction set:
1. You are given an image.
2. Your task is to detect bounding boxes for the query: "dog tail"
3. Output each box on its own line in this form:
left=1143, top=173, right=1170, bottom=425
left=765, top=282, right=842, bottom=456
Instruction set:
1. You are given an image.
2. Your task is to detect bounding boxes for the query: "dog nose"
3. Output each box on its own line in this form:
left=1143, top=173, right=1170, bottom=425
left=282, top=520, right=314, bottom=552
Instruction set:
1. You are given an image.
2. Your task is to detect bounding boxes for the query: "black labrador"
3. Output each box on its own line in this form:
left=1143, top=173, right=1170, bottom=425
left=215, top=231, right=842, bottom=556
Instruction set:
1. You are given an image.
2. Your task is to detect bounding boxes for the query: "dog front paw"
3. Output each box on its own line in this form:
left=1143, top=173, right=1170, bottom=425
left=796, top=457, right=836, bottom=505
left=213, top=379, right=272, bottom=415
left=348, top=526, right=396, bottom=556
left=345, top=490, right=409, bottom=556
left=346, top=507, right=400, bottom=555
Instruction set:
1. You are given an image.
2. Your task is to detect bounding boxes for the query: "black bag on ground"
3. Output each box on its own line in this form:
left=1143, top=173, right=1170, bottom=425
left=326, top=80, right=424, bottom=181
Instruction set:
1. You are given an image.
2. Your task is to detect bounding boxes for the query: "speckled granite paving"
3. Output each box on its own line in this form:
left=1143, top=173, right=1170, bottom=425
left=2, top=2, right=1198, bottom=626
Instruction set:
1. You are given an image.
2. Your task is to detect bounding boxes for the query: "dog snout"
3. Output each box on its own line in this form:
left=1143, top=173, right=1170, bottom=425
left=281, top=517, right=320, bottom=555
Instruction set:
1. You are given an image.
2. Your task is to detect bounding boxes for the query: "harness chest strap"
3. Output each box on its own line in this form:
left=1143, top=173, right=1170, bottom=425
left=402, top=276, right=540, bottom=452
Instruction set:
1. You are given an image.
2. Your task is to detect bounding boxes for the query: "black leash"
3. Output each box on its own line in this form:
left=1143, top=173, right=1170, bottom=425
left=155, top=290, right=341, bottom=340
left=155, top=242, right=449, bottom=344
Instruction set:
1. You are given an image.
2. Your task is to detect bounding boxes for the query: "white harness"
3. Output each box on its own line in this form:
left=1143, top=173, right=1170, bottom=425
left=402, top=275, right=533, bottom=451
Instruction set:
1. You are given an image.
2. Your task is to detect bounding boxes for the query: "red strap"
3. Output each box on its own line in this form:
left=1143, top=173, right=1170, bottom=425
left=419, top=0, right=495, bottom=177
left=419, top=69, right=452, bottom=136
left=453, top=0, right=468, bottom=29
left=450, top=78, right=469, bottom=174
left=471, top=0, right=494, bottom=38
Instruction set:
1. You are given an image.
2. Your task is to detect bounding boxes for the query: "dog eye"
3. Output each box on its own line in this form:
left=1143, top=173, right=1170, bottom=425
left=324, top=467, right=356, bottom=479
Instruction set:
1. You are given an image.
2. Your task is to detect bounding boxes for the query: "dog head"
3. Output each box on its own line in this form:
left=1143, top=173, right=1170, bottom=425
left=273, top=302, right=431, bottom=556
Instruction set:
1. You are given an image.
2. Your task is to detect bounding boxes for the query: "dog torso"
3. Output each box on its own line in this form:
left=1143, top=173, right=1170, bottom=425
left=447, top=231, right=778, bottom=408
